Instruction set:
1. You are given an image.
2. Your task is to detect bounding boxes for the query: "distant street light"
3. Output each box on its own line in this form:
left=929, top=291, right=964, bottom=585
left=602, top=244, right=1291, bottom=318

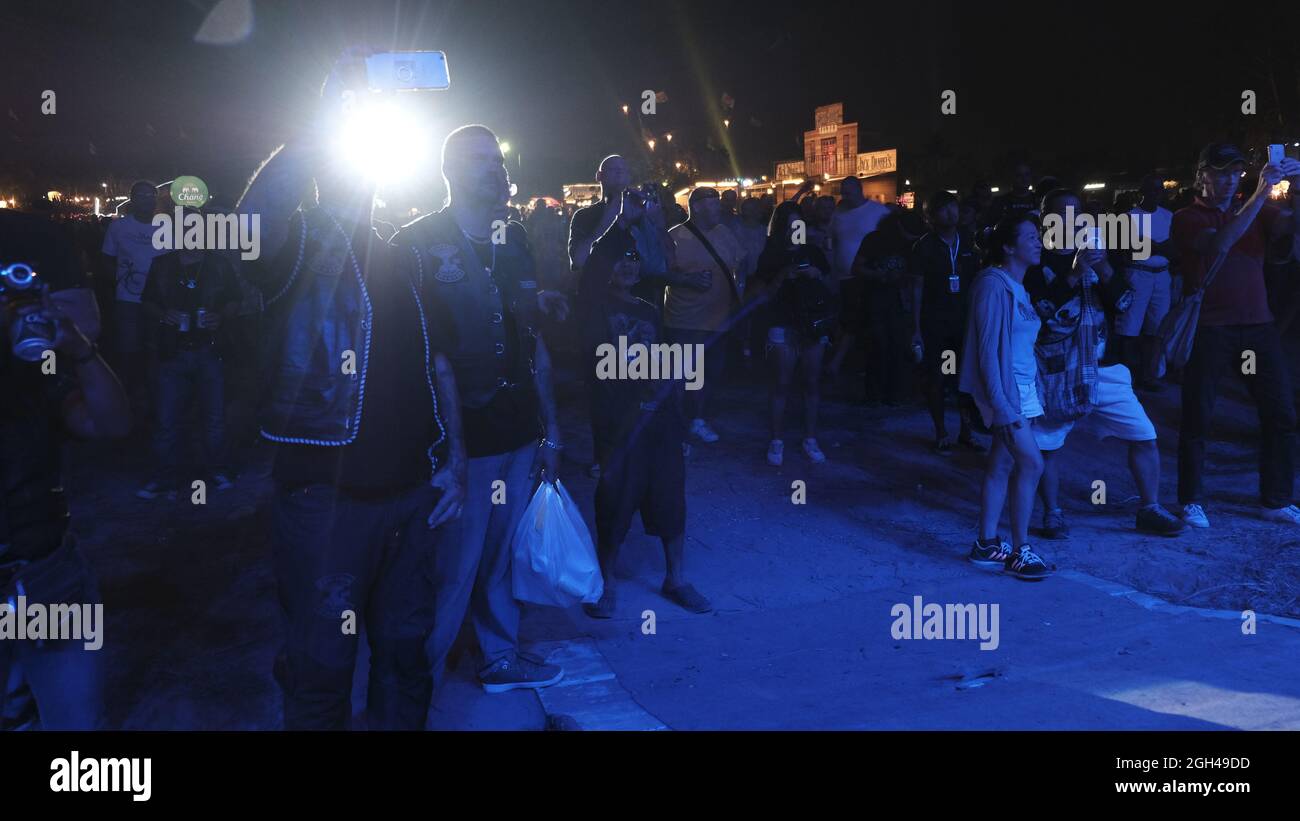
left=665, top=133, right=673, bottom=141
left=723, top=118, right=730, bottom=128
left=647, top=139, right=656, bottom=151
left=621, top=104, right=629, bottom=115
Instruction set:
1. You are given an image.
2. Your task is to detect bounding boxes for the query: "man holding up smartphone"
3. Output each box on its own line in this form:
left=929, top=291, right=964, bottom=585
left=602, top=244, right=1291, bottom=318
left=1173, top=142, right=1300, bottom=528
left=237, top=51, right=467, bottom=730
left=1024, top=189, right=1185, bottom=540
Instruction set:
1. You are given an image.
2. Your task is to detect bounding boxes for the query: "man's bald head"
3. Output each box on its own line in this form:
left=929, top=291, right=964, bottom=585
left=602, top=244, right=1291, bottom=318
left=597, top=154, right=631, bottom=196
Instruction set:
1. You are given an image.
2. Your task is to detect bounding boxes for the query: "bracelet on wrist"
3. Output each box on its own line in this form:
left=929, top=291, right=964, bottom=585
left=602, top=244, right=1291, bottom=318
left=540, top=437, right=564, bottom=451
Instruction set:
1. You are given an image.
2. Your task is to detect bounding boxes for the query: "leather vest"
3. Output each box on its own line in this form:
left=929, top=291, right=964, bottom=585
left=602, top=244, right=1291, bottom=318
left=258, top=207, right=447, bottom=470
left=395, top=209, right=539, bottom=408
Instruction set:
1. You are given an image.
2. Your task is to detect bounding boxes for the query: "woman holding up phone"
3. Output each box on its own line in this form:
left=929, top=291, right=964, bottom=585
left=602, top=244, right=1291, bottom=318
left=957, top=214, right=1050, bottom=580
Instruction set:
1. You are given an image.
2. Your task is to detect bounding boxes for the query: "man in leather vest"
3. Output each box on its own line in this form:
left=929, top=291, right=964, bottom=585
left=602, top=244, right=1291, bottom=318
left=392, top=125, right=566, bottom=696
left=237, top=56, right=467, bottom=729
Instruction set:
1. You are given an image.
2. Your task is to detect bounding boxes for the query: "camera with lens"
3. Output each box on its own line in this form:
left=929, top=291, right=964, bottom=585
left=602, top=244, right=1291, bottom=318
left=0, top=263, right=59, bottom=362
left=623, top=183, right=659, bottom=209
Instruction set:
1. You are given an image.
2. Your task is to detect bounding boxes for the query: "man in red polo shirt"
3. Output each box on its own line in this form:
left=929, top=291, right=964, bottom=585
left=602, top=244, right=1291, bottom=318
left=1172, top=142, right=1300, bottom=528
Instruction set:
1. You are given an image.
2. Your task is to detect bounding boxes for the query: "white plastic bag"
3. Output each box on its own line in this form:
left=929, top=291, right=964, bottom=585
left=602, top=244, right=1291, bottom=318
left=511, top=480, right=603, bottom=607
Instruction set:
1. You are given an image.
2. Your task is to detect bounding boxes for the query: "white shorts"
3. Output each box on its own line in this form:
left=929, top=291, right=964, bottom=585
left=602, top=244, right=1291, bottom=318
left=1115, top=267, right=1171, bottom=337
left=973, top=380, right=1043, bottom=429
left=1031, top=364, right=1157, bottom=451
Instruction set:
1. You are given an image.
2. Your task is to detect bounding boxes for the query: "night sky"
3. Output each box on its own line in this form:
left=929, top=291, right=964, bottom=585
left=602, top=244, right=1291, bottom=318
left=4, top=0, right=1300, bottom=206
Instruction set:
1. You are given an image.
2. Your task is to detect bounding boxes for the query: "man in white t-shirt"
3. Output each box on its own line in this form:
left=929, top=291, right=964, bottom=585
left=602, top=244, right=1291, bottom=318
left=101, top=180, right=165, bottom=410
left=831, top=177, right=888, bottom=281
left=827, top=176, right=887, bottom=378
left=1114, top=173, right=1174, bottom=390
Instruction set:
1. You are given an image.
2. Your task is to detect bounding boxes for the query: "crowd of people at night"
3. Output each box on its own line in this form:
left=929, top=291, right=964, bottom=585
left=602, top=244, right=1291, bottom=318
left=6, top=48, right=1300, bottom=729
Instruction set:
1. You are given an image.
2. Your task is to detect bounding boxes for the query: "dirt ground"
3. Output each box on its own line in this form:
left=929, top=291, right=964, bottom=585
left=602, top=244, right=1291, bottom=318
left=63, top=334, right=1300, bottom=728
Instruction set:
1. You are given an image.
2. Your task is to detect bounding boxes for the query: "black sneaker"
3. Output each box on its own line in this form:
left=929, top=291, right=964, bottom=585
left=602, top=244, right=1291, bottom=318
left=480, top=654, right=564, bottom=694
left=968, top=538, right=1013, bottom=569
left=1005, top=545, right=1050, bottom=580
left=1041, top=508, right=1069, bottom=540
left=1136, top=504, right=1186, bottom=536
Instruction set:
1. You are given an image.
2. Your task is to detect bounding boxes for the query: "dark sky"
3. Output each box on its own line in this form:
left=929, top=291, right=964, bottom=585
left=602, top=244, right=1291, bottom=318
left=3, top=0, right=1300, bottom=206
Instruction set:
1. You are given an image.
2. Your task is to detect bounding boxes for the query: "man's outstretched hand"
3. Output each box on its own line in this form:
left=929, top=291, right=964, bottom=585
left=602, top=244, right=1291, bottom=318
left=427, top=461, right=467, bottom=529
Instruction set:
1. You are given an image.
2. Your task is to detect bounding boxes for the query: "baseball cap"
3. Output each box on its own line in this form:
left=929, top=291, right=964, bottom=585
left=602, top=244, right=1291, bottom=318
left=1198, top=142, right=1247, bottom=170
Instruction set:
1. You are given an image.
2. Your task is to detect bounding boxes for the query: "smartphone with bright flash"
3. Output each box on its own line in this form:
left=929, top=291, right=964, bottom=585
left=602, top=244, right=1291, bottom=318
left=364, top=51, right=450, bottom=91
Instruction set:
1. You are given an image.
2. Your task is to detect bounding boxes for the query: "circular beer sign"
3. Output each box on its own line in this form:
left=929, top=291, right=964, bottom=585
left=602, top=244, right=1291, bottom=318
left=171, top=175, right=209, bottom=208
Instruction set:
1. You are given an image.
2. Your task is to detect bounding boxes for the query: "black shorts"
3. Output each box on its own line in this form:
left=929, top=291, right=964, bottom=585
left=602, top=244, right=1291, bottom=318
left=594, top=410, right=686, bottom=547
left=838, top=277, right=868, bottom=335
left=921, top=321, right=963, bottom=373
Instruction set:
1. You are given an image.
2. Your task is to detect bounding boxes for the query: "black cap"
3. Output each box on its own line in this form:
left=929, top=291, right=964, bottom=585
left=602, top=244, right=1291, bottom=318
left=1198, top=142, right=1247, bottom=170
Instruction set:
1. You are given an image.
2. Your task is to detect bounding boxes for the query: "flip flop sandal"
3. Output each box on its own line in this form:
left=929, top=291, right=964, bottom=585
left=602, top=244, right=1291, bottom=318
left=662, top=582, right=712, bottom=614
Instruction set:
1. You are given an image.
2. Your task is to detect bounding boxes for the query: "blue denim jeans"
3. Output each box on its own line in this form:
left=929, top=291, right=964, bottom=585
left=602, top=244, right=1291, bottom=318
left=427, top=443, right=535, bottom=691
left=154, top=347, right=227, bottom=480
left=272, top=482, right=439, bottom=730
left=0, top=537, right=103, bottom=730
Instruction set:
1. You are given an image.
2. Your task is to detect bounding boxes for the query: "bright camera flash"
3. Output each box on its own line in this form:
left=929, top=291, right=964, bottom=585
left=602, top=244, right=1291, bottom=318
left=334, top=101, right=432, bottom=184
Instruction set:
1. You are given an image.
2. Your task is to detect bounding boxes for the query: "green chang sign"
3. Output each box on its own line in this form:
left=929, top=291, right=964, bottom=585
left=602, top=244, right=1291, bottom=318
left=171, top=175, right=209, bottom=208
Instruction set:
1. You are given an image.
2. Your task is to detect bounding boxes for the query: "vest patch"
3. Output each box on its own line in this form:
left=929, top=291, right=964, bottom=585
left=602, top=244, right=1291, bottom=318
left=429, top=243, right=466, bottom=283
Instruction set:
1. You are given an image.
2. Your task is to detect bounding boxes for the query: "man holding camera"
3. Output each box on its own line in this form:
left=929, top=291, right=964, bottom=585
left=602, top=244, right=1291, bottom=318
left=1, top=209, right=131, bottom=729
left=570, top=155, right=684, bottom=473
left=1173, top=143, right=1300, bottom=528
left=237, top=55, right=467, bottom=729
left=570, top=155, right=680, bottom=310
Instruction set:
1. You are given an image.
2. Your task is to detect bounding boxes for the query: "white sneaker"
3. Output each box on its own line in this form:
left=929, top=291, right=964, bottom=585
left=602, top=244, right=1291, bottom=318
left=766, top=440, right=784, bottom=466
left=802, top=438, right=826, bottom=464
left=1261, top=504, right=1300, bottom=525
left=690, top=418, right=720, bottom=443
left=1181, top=503, right=1210, bottom=528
